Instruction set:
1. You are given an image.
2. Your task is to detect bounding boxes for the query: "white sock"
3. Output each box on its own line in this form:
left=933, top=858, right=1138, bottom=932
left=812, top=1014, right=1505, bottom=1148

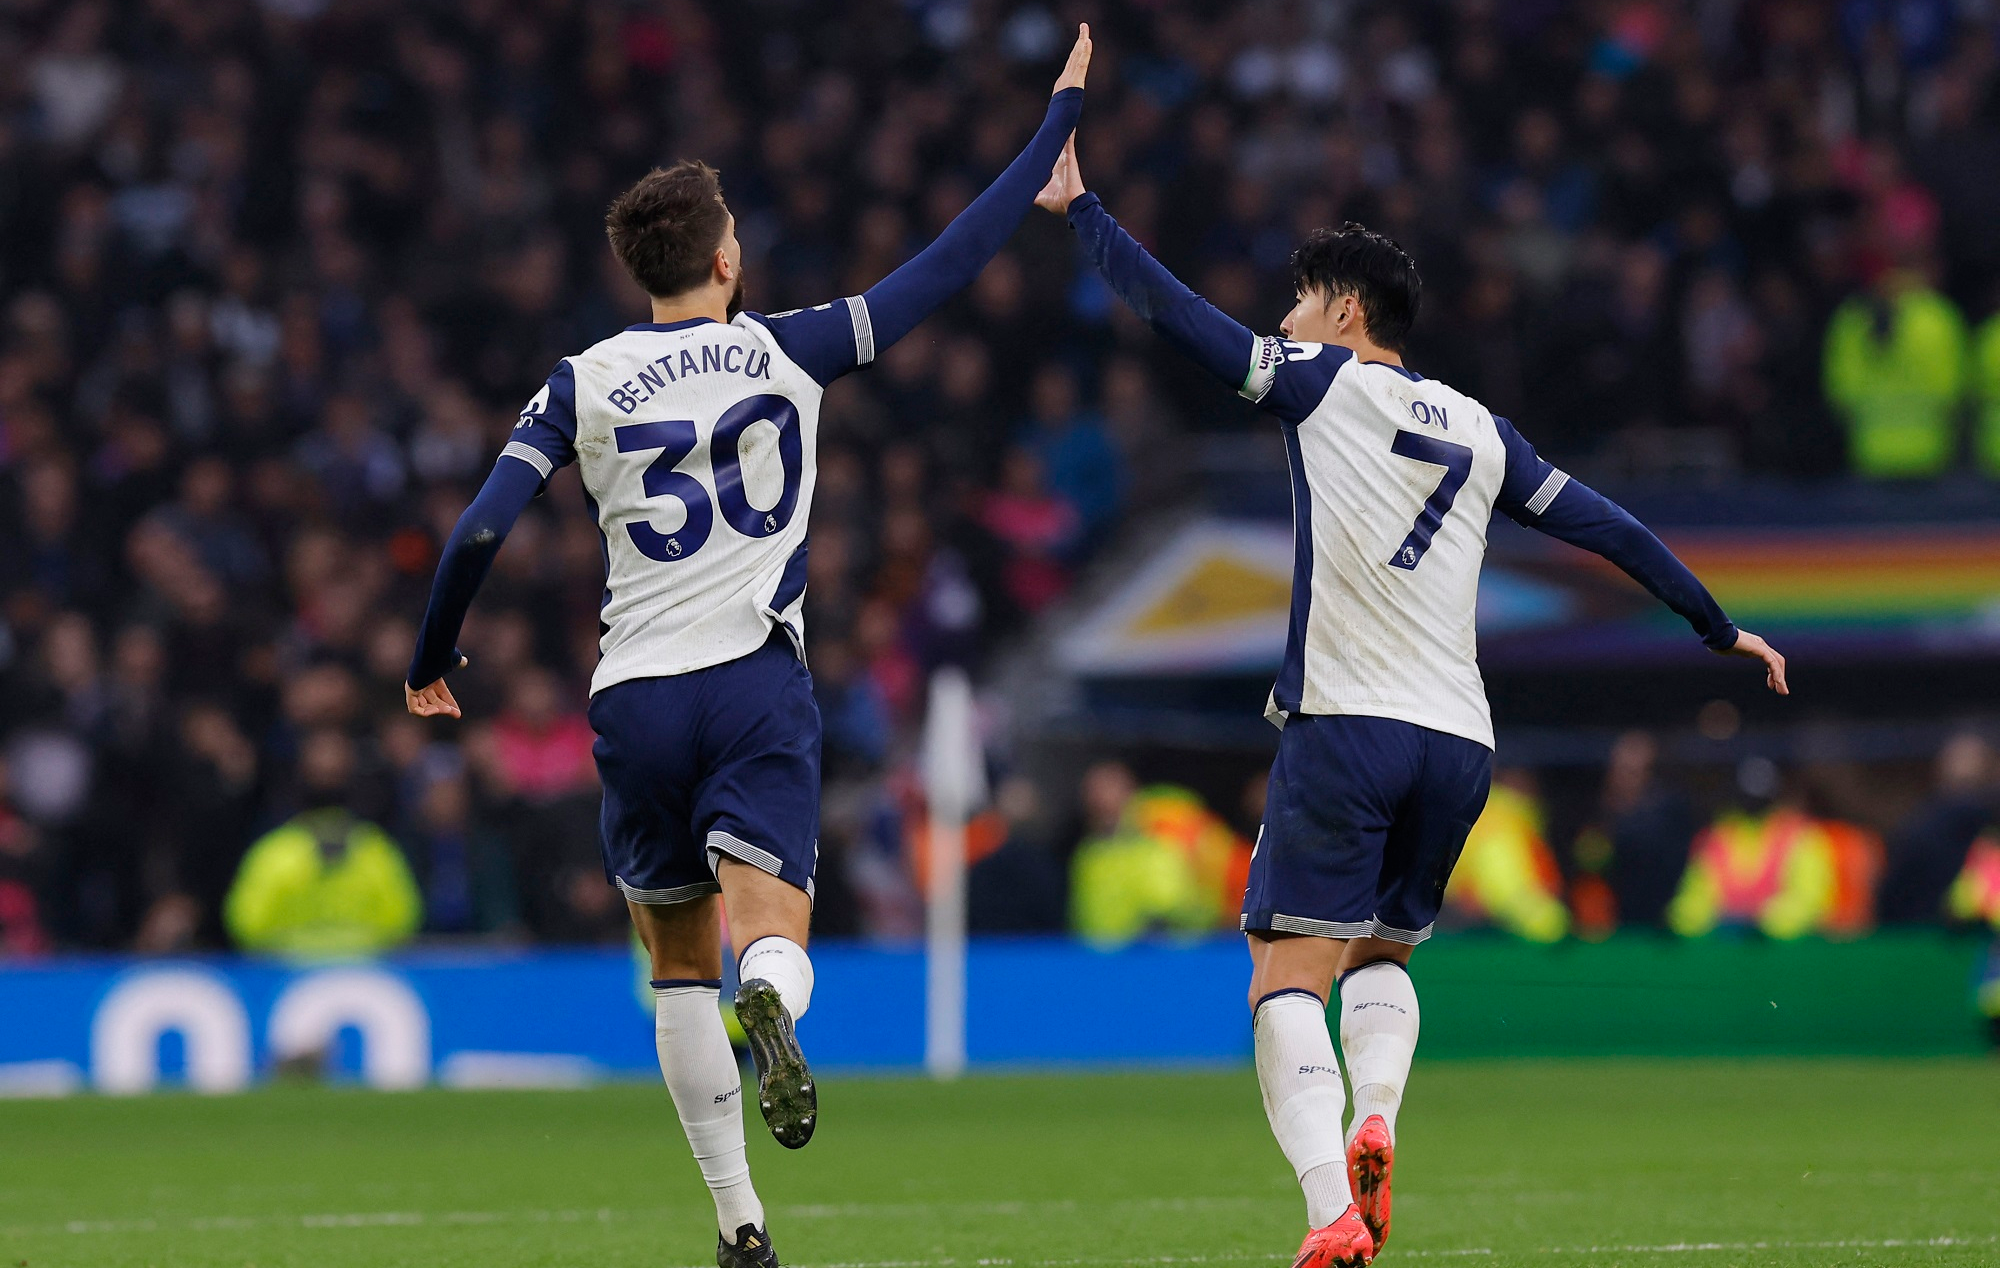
left=1339, top=961, right=1420, bottom=1145
left=1254, top=989, right=1354, bottom=1228
left=738, top=936, right=814, bottom=1021
left=653, top=980, right=764, bottom=1239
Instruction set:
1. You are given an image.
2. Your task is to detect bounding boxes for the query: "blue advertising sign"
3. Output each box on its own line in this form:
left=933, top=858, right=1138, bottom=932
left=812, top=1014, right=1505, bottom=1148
left=0, top=939, right=1252, bottom=1094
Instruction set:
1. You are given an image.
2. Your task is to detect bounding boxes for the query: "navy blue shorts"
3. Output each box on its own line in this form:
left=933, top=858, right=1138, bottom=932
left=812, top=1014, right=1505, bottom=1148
left=588, top=632, right=821, bottom=906
left=1242, top=714, right=1492, bottom=945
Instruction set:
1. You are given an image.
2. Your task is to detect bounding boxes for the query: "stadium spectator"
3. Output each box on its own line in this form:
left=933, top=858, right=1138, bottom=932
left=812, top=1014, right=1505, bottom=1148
left=0, top=758, right=52, bottom=957
left=1019, top=362, right=1124, bottom=551
left=1444, top=769, right=1569, bottom=943
left=1879, top=731, right=1995, bottom=924
left=1069, top=761, right=1249, bottom=946
left=223, top=729, right=422, bottom=958
left=1668, top=758, right=1881, bottom=940
left=1822, top=265, right=1967, bottom=477
left=967, top=776, right=1068, bottom=935
left=1589, top=731, right=1699, bottom=931
left=977, top=447, right=1080, bottom=616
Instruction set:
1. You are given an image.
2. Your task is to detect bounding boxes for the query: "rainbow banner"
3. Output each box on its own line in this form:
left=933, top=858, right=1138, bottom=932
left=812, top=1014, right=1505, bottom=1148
left=1057, top=519, right=2000, bottom=678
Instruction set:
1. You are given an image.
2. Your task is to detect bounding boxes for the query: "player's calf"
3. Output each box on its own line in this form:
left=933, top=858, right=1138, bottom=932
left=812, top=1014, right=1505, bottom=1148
left=653, top=979, right=768, bottom=1244
left=1254, top=989, right=1356, bottom=1232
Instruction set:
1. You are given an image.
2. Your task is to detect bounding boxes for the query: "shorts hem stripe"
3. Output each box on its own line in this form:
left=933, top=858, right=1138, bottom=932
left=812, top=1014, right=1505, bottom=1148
left=1370, top=919, right=1433, bottom=945
left=614, top=876, right=721, bottom=905
left=705, top=831, right=786, bottom=878
left=1245, top=912, right=1378, bottom=939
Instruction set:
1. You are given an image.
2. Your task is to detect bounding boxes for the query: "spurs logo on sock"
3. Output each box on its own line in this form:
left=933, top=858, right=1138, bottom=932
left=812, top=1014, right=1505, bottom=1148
left=1255, top=991, right=1355, bottom=1228
left=654, top=983, right=766, bottom=1237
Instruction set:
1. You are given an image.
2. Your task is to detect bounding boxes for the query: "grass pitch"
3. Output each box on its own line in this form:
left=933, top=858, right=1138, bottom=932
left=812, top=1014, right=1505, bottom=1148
left=1, top=1059, right=1995, bottom=1267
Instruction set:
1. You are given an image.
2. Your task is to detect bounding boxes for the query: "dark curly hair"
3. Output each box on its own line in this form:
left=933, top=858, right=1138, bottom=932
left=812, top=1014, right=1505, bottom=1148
left=1290, top=222, right=1422, bottom=351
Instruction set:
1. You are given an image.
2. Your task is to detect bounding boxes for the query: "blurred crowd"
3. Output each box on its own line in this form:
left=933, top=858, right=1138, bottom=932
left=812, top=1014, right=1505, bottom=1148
left=1060, top=728, right=2000, bottom=949
left=7, top=0, right=2000, bottom=955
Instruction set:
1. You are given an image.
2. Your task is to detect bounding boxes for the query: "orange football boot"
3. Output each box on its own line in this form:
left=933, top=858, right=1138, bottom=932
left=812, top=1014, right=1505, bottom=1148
left=1345, top=1114, right=1395, bottom=1252
left=1290, top=1204, right=1374, bottom=1268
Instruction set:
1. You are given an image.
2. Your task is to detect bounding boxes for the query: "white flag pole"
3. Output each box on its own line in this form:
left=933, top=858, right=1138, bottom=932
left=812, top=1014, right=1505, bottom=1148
left=922, top=667, right=979, bottom=1081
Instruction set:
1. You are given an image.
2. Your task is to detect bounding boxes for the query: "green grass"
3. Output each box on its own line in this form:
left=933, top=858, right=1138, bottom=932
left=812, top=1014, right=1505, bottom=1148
left=1, top=1059, right=1996, bottom=1267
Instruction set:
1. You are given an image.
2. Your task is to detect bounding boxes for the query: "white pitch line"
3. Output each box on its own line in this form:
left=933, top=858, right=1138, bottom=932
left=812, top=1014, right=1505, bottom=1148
left=14, top=1209, right=1996, bottom=1266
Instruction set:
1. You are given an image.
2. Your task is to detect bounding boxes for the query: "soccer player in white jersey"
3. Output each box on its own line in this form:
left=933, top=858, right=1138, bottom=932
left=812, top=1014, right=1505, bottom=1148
left=1036, top=136, right=1787, bottom=1268
left=403, top=31, right=1091, bottom=1268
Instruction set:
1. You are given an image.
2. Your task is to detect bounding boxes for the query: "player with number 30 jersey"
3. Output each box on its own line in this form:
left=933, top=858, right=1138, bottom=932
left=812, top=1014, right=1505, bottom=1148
left=405, top=28, right=1093, bottom=1268
left=508, top=304, right=849, bottom=694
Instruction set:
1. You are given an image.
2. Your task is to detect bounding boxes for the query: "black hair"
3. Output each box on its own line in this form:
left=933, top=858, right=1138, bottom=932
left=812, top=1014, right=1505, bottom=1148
left=606, top=160, right=730, bottom=298
left=1289, top=222, right=1422, bottom=351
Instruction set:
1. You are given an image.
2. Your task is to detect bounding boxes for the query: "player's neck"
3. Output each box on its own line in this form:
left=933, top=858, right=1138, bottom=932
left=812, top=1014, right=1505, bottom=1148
left=648, top=288, right=731, bottom=327
left=1331, top=334, right=1402, bottom=367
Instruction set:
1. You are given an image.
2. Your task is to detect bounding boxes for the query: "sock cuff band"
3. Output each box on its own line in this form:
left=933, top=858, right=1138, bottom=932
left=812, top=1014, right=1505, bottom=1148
left=1253, top=987, right=1325, bottom=1016
left=651, top=978, right=723, bottom=991
left=737, top=935, right=801, bottom=967
left=1338, top=958, right=1411, bottom=988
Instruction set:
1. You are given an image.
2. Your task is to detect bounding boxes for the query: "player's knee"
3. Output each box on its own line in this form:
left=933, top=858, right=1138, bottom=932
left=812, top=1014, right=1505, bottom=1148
left=1246, top=932, right=1343, bottom=1012
left=1337, top=936, right=1415, bottom=980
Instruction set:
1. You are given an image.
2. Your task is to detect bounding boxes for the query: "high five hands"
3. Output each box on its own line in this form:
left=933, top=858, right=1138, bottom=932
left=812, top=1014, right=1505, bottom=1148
left=1036, top=26, right=1090, bottom=216
left=1036, top=134, right=1084, bottom=215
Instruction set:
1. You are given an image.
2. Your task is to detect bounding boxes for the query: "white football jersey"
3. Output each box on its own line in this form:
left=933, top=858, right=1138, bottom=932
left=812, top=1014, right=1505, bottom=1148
left=503, top=301, right=876, bottom=695
left=1239, top=337, right=1570, bottom=750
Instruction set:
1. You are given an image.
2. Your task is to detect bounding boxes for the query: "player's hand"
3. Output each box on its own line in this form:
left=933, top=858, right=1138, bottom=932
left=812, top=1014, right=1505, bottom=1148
left=406, top=655, right=470, bottom=718
left=1036, top=134, right=1084, bottom=214
left=1718, top=629, right=1788, bottom=695
left=1052, top=22, right=1091, bottom=96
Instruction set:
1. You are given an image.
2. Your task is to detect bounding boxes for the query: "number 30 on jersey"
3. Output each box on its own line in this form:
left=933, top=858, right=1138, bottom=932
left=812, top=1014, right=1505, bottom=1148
left=612, top=394, right=803, bottom=562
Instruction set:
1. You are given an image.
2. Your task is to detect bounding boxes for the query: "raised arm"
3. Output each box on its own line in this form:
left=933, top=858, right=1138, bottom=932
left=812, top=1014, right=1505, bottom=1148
left=406, top=363, right=579, bottom=714
left=1043, top=139, right=1346, bottom=424
left=1063, top=190, right=1256, bottom=387
left=759, top=28, right=1090, bottom=386
left=1493, top=416, right=1788, bottom=693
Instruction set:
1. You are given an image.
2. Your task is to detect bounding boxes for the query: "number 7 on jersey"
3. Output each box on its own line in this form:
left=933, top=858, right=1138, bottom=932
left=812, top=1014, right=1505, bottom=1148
left=1387, top=430, right=1473, bottom=571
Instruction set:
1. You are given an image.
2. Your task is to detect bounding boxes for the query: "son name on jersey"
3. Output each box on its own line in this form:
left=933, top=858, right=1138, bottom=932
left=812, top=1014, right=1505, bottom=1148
left=606, top=341, right=773, bottom=414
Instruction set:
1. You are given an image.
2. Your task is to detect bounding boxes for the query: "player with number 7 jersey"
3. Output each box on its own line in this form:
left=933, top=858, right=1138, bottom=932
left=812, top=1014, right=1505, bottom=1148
left=1033, top=125, right=1786, bottom=1268
left=405, top=28, right=1092, bottom=1268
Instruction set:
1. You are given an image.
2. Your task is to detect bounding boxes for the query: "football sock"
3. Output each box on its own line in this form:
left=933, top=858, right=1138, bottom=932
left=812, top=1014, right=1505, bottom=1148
left=738, top=935, right=814, bottom=1021
left=1253, top=988, right=1354, bottom=1227
left=1339, top=960, right=1420, bottom=1144
left=653, top=980, right=764, bottom=1240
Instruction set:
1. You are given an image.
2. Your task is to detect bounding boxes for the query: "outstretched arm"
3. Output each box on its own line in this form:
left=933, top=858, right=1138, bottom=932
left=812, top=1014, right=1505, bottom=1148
left=404, top=457, right=541, bottom=715
left=1043, top=138, right=1346, bottom=423
left=406, top=363, right=580, bottom=715
left=1494, top=417, right=1788, bottom=694
left=761, top=27, right=1090, bottom=385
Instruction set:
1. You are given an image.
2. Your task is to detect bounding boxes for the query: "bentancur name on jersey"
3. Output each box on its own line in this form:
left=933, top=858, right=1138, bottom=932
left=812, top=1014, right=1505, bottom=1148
left=600, top=340, right=777, bottom=415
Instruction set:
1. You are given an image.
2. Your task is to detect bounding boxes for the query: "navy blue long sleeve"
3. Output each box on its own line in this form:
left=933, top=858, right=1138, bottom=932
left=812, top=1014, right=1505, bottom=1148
left=1066, top=192, right=1256, bottom=390
left=1523, top=482, right=1738, bottom=649
left=863, top=88, right=1083, bottom=352
left=1065, top=191, right=1352, bottom=423
left=406, top=455, right=543, bottom=688
left=1493, top=416, right=1737, bottom=649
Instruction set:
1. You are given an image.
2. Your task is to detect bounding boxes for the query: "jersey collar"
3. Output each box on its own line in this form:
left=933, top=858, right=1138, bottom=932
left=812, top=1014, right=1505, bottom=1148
left=625, top=317, right=723, bottom=332
left=1367, top=361, right=1423, bottom=381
